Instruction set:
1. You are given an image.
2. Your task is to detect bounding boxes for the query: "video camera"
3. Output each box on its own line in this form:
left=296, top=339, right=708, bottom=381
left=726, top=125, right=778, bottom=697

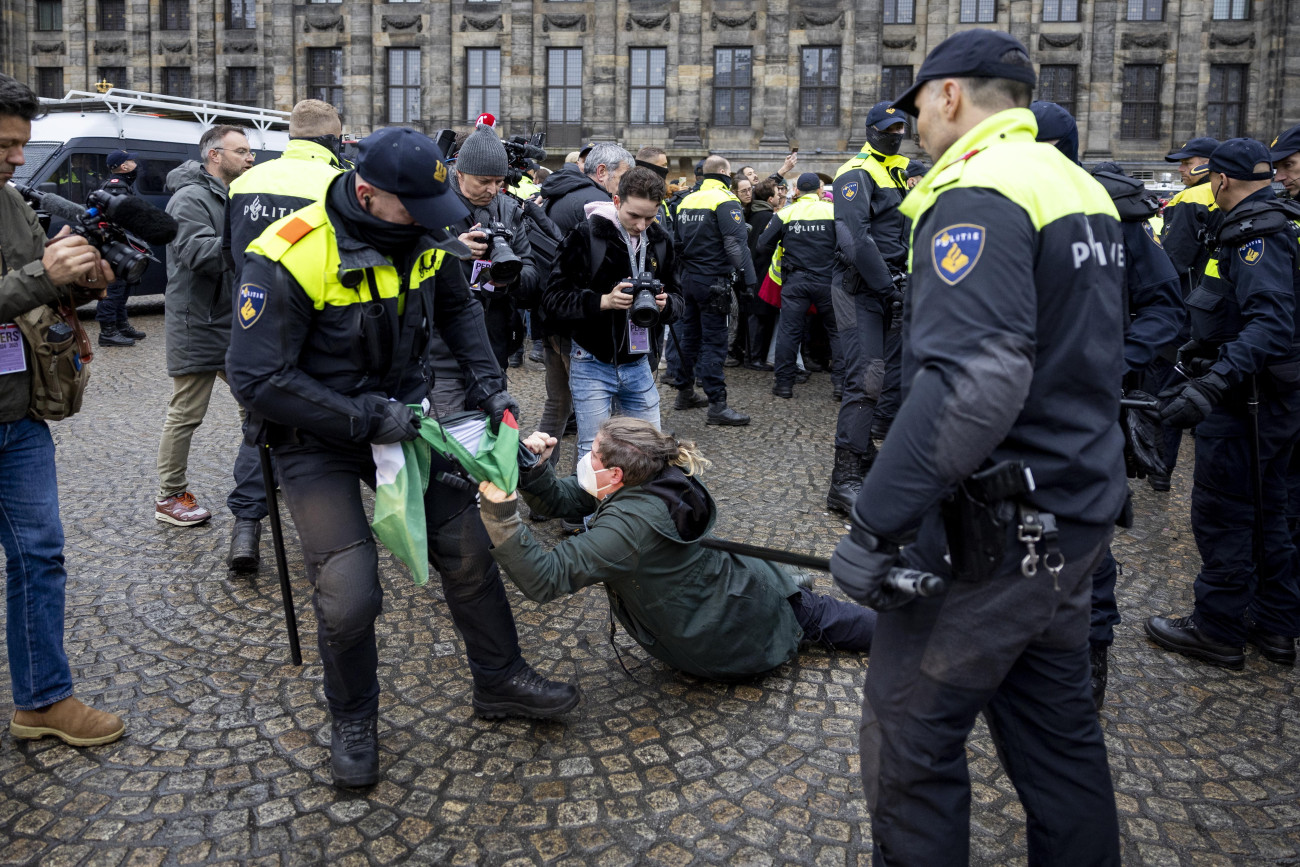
left=502, top=132, right=547, bottom=191
left=624, top=272, right=662, bottom=328
left=14, top=184, right=177, bottom=284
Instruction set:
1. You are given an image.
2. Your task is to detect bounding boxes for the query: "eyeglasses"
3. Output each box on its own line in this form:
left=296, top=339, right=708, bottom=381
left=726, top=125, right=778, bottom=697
left=213, top=147, right=255, bottom=158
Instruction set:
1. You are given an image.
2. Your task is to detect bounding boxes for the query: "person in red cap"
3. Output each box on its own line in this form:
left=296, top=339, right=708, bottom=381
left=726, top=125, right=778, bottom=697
left=227, top=126, right=579, bottom=789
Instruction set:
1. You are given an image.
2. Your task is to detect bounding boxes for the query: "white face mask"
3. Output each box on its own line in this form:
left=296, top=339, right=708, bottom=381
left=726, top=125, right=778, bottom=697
left=576, top=452, right=615, bottom=497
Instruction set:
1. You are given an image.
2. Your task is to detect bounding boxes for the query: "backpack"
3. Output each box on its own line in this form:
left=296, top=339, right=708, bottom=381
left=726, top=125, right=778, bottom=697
left=13, top=296, right=93, bottom=421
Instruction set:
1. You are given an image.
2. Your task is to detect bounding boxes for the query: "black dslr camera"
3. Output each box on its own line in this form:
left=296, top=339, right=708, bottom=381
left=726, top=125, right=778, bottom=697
left=16, top=185, right=161, bottom=283
left=502, top=132, right=547, bottom=191
left=624, top=271, right=662, bottom=328
left=478, top=221, right=524, bottom=284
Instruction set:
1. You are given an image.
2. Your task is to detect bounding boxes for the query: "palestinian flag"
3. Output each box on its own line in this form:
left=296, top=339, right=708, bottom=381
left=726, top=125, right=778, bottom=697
left=371, top=438, right=433, bottom=586
left=417, top=408, right=520, bottom=494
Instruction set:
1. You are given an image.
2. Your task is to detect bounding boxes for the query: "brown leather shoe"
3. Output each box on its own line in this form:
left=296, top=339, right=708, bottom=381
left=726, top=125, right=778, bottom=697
left=11, top=696, right=125, bottom=746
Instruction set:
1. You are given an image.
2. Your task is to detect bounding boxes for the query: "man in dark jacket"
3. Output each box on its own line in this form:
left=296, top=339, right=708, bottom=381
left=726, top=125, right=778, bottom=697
left=227, top=127, right=578, bottom=788
left=542, top=167, right=683, bottom=459
left=477, top=419, right=875, bottom=682
left=93, top=149, right=146, bottom=347
left=742, top=178, right=781, bottom=370
left=450, top=125, right=543, bottom=372
left=0, top=73, right=126, bottom=748
left=155, top=125, right=254, bottom=528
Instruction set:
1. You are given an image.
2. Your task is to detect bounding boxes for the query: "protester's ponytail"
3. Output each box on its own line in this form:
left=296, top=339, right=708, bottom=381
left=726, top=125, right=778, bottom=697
left=596, top=418, right=712, bottom=487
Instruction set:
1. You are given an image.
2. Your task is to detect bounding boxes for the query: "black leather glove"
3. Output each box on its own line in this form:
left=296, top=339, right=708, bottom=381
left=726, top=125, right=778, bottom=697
left=830, top=524, right=912, bottom=612
left=1158, top=371, right=1228, bottom=429
left=367, top=396, right=421, bottom=444
left=482, top=390, right=521, bottom=433
left=1174, top=339, right=1214, bottom=377
left=1121, top=389, right=1166, bottom=479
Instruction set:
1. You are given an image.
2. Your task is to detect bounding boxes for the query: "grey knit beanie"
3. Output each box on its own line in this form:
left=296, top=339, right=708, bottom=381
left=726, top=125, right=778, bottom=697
left=456, top=127, right=509, bottom=177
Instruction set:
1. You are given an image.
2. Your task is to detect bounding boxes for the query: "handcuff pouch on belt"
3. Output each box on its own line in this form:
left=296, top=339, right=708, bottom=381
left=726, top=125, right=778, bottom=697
left=941, top=460, right=1065, bottom=587
left=707, top=276, right=733, bottom=315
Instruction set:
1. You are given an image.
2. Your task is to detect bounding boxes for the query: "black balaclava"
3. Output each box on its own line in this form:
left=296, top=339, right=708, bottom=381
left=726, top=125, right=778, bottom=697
left=328, top=171, right=428, bottom=254
left=299, top=134, right=342, bottom=160
left=866, top=125, right=905, bottom=157
left=1030, top=101, right=1080, bottom=165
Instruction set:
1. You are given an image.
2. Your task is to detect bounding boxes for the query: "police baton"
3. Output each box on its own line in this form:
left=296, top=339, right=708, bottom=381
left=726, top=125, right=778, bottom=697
left=259, top=444, right=303, bottom=666
left=1247, top=376, right=1267, bottom=576
left=697, top=537, right=947, bottom=598
left=1119, top=398, right=1160, bottom=411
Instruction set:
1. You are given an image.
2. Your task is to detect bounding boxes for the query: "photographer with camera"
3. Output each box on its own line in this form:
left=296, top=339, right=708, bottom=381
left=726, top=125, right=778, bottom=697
left=93, top=150, right=147, bottom=347
left=449, top=124, right=543, bottom=374
left=475, top=418, right=875, bottom=684
left=542, top=167, right=683, bottom=460
left=0, top=73, right=125, bottom=746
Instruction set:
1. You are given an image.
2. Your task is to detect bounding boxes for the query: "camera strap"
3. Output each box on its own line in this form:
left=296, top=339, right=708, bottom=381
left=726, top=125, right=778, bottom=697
left=612, top=217, right=647, bottom=276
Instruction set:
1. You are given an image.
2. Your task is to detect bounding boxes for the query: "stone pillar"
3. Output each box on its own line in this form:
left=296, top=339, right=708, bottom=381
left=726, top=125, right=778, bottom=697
left=1082, top=0, right=1117, bottom=160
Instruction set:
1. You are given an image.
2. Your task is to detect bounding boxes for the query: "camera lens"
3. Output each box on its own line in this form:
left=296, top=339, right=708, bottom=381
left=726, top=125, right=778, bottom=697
left=102, top=240, right=150, bottom=283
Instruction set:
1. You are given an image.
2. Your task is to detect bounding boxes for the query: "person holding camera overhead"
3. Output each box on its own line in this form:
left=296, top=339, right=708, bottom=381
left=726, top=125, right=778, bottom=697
left=448, top=122, right=544, bottom=374
left=542, top=166, right=684, bottom=460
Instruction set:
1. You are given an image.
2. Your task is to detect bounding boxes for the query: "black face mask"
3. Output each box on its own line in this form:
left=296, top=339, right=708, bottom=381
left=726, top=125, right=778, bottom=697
left=301, top=134, right=342, bottom=159
left=328, top=172, right=428, bottom=255
left=118, top=169, right=138, bottom=184
left=866, top=128, right=905, bottom=156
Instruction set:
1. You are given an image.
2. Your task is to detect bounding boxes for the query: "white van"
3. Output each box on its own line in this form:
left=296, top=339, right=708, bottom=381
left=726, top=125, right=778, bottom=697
left=12, top=89, right=289, bottom=295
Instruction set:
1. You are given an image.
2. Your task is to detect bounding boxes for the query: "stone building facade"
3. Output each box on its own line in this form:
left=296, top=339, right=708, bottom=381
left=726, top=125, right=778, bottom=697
left=2, top=0, right=1296, bottom=176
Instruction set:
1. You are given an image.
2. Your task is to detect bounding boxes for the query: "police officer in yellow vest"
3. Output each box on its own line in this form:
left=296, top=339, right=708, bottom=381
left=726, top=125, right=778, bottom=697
left=220, top=99, right=345, bottom=574
left=1161, top=137, right=1220, bottom=291
left=829, top=101, right=912, bottom=516
left=829, top=31, right=1126, bottom=862
left=755, top=172, right=840, bottom=399
left=670, top=154, right=756, bottom=425
left=226, top=128, right=578, bottom=789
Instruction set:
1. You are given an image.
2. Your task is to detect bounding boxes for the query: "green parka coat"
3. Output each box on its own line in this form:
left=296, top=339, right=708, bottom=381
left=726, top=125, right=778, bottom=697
left=479, top=462, right=805, bottom=680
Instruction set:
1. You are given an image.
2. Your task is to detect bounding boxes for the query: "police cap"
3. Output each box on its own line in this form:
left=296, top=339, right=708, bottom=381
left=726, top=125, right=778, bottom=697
left=795, top=172, right=821, bottom=193
left=107, top=150, right=137, bottom=169
left=579, top=142, right=597, bottom=160
left=866, top=101, right=906, bottom=132
left=1268, top=124, right=1300, bottom=162
left=356, top=127, right=469, bottom=231
left=1164, top=137, right=1219, bottom=162
left=1207, top=138, right=1275, bottom=181
left=890, top=29, right=1035, bottom=118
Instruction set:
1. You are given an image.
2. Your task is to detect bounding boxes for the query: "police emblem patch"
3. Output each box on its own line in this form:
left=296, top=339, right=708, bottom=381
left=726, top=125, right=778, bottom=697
left=237, top=284, right=267, bottom=329
left=732, top=211, right=743, bottom=224
left=1239, top=237, right=1265, bottom=266
left=931, top=224, right=985, bottom=285
left=1144, top=221, right=1162, bottom=247
left=843, top=182, right=859, bottom=201
left=434, top=160, right=447, bottom=183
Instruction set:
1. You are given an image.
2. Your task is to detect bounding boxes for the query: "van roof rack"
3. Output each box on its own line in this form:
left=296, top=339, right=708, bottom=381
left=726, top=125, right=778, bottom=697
left=44, top=88, right=290, bottom=135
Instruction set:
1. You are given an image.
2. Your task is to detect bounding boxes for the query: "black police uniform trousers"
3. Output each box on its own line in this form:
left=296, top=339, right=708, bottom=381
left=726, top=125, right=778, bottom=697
left=275, top=443, right=524, bottom=722
left=1190, top=395, right=1300, bottom=644
left=875, top=318, right=904, bottom=429
left=861, top=517, right=1120, bottom=866
left=675, top=273, right=732, bottom=404
left=831, top=281, right=890, bottom=455
left=773, top=274, right=841, bottom=389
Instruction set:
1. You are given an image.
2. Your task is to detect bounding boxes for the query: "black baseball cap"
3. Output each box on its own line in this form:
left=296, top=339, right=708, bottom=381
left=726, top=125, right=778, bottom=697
left=890, top=29, right=1035, bottom=118
left=355, top=127, right=469, bottom=231
left=866, top=101, right=907, bottom=132
left=1207, top=138, right=1275, bottom=181
left=1268, top=124, right=1300, bottom=161
left=1165, top=137, right=1219, bottom=162
left=796, top=172, right=821, bottom=193
left=579, top=142, right=597, bottom=159
left=694, top=158, right=705, bottom=177
left=107, top=150, right=137, bottom=169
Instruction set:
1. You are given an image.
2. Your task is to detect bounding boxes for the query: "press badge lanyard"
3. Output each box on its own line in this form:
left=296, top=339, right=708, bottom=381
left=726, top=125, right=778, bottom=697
left=613, top=219, right=650, bottom=354
left=0, top=247, right=24, bottom=377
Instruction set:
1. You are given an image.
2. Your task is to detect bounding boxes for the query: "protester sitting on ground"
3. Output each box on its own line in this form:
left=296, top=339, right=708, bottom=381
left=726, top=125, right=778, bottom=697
left=476, top=418, right=875, bottom=681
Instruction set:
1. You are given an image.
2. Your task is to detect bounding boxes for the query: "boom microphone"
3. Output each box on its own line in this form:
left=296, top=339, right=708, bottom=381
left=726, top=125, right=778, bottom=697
left=88, top=190, right=179, bottom=245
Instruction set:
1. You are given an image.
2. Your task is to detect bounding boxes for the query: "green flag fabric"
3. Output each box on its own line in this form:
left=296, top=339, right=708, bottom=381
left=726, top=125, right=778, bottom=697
left=370, top=438, right=433, bottom=586
left=370, top=407, right=520, bottom=586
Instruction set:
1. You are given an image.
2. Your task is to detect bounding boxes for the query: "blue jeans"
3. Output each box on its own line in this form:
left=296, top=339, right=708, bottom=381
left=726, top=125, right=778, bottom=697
left=0, top=418, right=74, bottom=710
left=569, top=344, right=660, bottom=459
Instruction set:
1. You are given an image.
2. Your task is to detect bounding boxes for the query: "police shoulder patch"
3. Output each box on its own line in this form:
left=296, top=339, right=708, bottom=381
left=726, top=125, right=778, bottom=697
left=1239, top=237, right=1264, bottom=266
left=237, top=283, right=268, bottom=329
left=1144, top=221, right=1162, bottom=247
left=731, top=210, right=743, bottom=224
left=931, top=224, right=985, bottom=285
left=842, top=181, right=859, bottom=201
left=276, top=216, right=314, bottom=245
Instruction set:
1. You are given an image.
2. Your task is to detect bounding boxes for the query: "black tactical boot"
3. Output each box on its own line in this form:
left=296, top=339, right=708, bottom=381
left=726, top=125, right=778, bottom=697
left=1089, top=642, right=1109, bottom=712
left=674, top=388, right=709, bottom=410
left=707, top=402, right=750, bottom=426
left=118, top=321, right=146, bottom=340
left=772, top=382, right=793, bottom=399
left=98, top=325, right=134, bottom=347
left=473, top=665, right=581, bottom=720
left=508, top=349, right=523, bottom=368
left=1145, top=615, right=1245, bottom=669
left=826, top=446, right=865, bottom=515
left=1246, top=617, right=1297, bottom=665
left=227, top=518, right=262, bottom=572
left=330, top=715, right=379, bottom=787
left=528, top=339, right=545, bottom=364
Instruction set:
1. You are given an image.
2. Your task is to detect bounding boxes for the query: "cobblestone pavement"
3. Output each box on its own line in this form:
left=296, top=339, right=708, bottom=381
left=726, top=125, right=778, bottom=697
left=1, top=310, right=1297, bottom=866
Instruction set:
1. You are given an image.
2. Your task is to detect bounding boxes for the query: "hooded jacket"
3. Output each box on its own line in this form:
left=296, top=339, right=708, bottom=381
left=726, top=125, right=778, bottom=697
left=540, top=168, right=611, bottom=237
left=479, top=462, right=804, bottom=680
left=541, top=210, right=683, bottom=365
left=164, top=160, right=233, bottom=376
